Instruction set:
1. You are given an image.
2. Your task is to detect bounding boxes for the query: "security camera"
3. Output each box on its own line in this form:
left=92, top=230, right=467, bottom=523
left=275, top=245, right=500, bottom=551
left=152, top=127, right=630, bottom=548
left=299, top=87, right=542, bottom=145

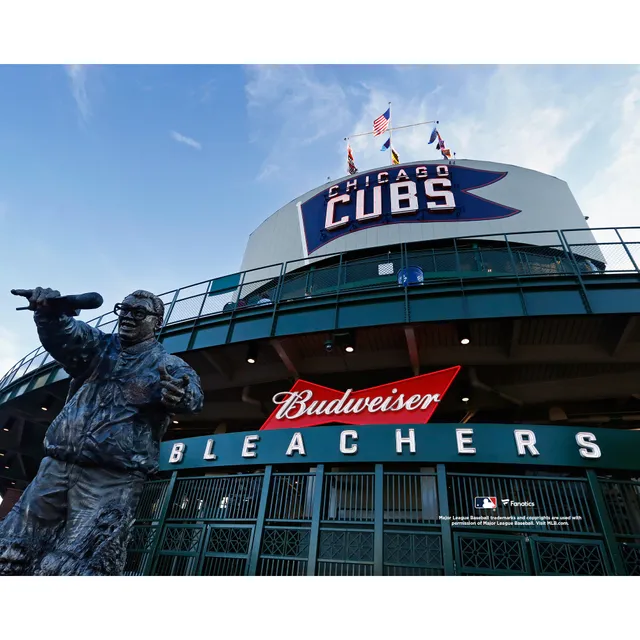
left=324, top=339, right=334, bottom=352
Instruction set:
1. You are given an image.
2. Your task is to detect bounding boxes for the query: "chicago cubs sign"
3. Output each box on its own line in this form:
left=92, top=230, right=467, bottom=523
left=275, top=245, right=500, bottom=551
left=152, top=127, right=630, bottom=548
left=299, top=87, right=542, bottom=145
left=298, top=163, right=521, bottom=254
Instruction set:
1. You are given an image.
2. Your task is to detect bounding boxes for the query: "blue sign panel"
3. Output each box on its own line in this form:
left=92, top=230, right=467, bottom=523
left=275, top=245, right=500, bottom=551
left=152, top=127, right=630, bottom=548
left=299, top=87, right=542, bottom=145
left=299, top=163, right=521, bottom=255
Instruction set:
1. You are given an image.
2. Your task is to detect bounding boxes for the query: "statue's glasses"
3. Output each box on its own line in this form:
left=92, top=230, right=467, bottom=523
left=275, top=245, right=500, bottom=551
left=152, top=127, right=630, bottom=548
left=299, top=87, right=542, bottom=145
left=114, top=304, right=162, bottom=322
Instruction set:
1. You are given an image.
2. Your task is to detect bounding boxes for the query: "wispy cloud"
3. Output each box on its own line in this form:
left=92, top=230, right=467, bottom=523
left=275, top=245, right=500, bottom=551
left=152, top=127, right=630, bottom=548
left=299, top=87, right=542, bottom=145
left=245, top=65, right=353, bottom=183
left=170, top=130, right=202, bottom=150
left=257, top=163, right=280, bottom=181
left=65, top=64, right=91, bottom=123
left=198, top=78, right=216, bottom=104
left=577, top=72, right=640, bottom=229
left=346, top=66, right=597, bottom=179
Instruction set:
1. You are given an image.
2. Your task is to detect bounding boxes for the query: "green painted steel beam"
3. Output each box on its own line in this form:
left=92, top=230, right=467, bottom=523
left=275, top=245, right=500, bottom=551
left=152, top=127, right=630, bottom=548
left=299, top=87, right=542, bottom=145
left=586, top=470, right=627, bottom=576
left=374, top=464, right=384, bottom=576
left=437, top=464, right=455, bottom=575
left=306, top=465, right=325, bottom=576
left=143, top=471, right=177, bottom=576
left=247, top=465, right=273, bottom=576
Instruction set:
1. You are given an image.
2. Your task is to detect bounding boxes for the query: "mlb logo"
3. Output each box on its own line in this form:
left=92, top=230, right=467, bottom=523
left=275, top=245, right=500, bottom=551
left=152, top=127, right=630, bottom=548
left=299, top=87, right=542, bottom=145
left=475, top=496, right=497, bottom=509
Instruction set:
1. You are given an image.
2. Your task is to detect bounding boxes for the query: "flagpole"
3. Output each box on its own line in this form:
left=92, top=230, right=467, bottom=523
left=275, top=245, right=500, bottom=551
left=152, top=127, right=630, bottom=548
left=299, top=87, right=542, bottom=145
left=388, top=102, right=392, bottom=165
left=346, top=138, right=349, bottom=175
left=344, top=119, right=438, bottom=140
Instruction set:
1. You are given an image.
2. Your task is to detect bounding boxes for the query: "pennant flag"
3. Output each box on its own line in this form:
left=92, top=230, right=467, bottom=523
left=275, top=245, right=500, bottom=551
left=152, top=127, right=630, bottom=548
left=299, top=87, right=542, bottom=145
left=428, top=126, right=438, bottom=144
left=391, top=147, right=400, bottom=165
left=381, top=138, right=390, bottom=151
left=435, top=129, right=453, bottom=160
left=373, top=108, right=390, bottom=136
left=347, top=143, right=358, bottom=175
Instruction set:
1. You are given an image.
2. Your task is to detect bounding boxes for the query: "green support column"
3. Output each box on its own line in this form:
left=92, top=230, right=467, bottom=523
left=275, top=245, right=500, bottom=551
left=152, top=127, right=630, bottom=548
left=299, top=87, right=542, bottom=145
left=269, top=262, right=286, bottom=337
left=374, top=464, right=384, bottom=576
left=401, top=243, right=410, bottom=324
left=306, top=464, right=325, bottom=576
left=436, top=464, right=455, bottom=576
left=144, top=471, right=178, bottom=576
left=247, top=465, right=273, bottom=576
left=586, top=469, right=627, bottom=576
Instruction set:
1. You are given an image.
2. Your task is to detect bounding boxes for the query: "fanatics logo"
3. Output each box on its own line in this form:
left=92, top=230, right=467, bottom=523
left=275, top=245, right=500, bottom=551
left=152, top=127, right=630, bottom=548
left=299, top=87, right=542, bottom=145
left=475, top=496, right=497, bottom=509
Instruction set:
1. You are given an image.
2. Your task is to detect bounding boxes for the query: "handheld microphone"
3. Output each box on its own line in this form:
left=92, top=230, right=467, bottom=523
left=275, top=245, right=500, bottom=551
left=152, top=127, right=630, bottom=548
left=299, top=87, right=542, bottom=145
left=12, top=290, right=104, bottom=313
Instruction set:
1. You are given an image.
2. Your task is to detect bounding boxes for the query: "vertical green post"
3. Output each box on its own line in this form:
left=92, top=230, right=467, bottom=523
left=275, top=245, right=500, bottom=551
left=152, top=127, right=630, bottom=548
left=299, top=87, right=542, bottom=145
left=187, top=282, right=212, bottom=351
left=557, top=230, right=592, bottom=314
left=453, top=238, right=469, bottom=320
left=269, top=262, right=286, bottom=337
left=334, top=255, right=344, bottom=330
left=401, top=244, right=410, bottom=324
left=613, top=228, right=640, bottom=273
left=143, top=471, right=178, bottom=576
left=160, top=289, right=181, bottom=331
left=247, top=465, right=273, bottom=576
left=436, top=464, right=455, bottom=576
left=586, top=469, right=626, bottom=576
left=224, top=270, right=247, bottom=344
left=306, top=465, right=325, bottom=576
left=374, top=464, right=384, bottom=576
left=504, top=234, right=528, bottom=316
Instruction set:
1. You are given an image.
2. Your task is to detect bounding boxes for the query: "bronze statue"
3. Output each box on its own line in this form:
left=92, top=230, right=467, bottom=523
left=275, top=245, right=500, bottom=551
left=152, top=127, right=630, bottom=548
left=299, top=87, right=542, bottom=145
left=0, top=287, right=204, bottom=575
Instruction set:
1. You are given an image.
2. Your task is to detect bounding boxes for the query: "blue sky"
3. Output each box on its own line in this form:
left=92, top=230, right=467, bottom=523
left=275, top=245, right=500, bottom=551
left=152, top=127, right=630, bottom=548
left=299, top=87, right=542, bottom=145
left=1, top=64, right=639, bottom=374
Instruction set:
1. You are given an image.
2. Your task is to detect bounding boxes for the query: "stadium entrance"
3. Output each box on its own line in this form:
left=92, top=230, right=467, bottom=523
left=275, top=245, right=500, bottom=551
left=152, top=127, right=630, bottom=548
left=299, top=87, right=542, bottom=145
left=125, top=450, right=640, bottom=576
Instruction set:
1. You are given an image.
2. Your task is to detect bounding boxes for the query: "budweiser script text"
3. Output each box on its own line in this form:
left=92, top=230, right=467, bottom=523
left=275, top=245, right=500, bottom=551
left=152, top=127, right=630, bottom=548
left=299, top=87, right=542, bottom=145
left=273, top=388, right=440, bottom=420
left=259, top=367, right=461, bottom=430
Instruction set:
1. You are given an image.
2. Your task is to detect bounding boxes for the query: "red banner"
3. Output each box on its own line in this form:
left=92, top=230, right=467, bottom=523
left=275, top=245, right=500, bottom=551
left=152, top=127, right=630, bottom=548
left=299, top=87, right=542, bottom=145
left=260, top=366, right=460, bottom=430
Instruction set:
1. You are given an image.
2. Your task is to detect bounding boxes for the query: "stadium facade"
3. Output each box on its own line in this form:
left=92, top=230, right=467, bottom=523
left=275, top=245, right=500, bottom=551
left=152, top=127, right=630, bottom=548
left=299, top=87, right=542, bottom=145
left=2, top=159, right=640, bottom=576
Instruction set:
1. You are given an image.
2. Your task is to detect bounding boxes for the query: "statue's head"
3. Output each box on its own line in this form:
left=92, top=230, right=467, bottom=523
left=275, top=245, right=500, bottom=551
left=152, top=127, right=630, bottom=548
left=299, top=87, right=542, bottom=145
left=114, top=290, right=165, bottom=346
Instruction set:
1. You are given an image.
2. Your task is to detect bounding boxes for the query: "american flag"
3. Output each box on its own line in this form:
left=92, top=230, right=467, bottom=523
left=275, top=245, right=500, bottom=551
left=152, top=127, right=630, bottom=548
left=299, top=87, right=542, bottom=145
left=373, top=108, right=390, bottom=137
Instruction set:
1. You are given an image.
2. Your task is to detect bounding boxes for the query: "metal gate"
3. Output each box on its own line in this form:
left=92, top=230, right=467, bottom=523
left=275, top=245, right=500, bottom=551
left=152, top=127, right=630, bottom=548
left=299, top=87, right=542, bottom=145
left=454, top=532, right=612, bottom=576
left=127, top=465, right=640, bottom=576
left=529, top=536, right=611, bottom=575
left=454, top=532, right=532, bottom=575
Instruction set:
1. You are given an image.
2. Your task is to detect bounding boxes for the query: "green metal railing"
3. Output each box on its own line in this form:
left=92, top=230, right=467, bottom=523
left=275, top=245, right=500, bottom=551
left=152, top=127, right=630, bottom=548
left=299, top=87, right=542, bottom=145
left=448, top=472, right=598, bottom=535
left=599, top=479, right=640, bottom=575
left=125, top=464, right=640, bottom=577
left=2, top=226, right=640, bottom=397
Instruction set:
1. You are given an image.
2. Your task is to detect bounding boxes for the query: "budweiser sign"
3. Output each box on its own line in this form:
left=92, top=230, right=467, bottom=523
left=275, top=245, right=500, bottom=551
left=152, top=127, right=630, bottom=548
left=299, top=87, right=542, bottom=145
left=260, top=366, right=460, bottom=430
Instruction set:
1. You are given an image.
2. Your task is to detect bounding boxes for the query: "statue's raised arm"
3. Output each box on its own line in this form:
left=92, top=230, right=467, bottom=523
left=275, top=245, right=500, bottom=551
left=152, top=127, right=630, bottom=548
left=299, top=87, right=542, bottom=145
left=11, top=287, right=107, bottom=380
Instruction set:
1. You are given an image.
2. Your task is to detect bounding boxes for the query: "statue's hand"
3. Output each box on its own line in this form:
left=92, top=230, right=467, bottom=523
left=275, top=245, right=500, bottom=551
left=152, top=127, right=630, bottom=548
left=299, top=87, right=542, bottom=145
left=11, top=287, right=61, bottom=311
left=159, top=363, right=190, bottom=409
